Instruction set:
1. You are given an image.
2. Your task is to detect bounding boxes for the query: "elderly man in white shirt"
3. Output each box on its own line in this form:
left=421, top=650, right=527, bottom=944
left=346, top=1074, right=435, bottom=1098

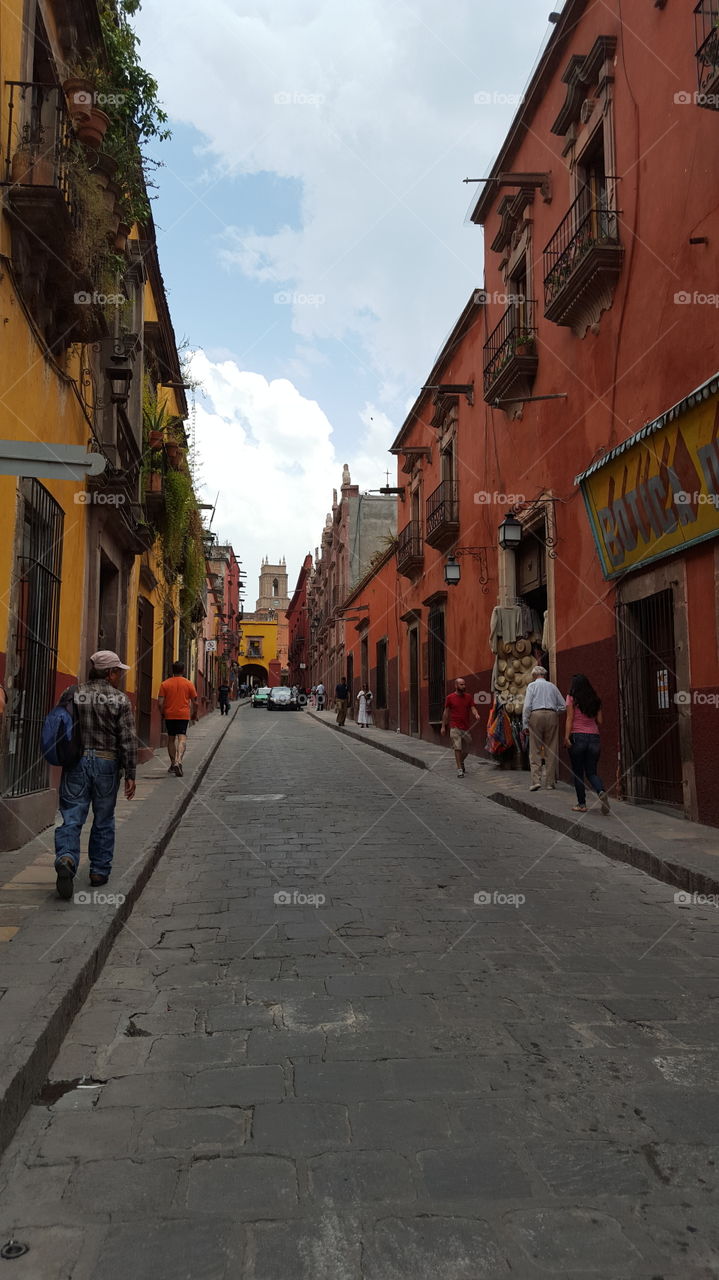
left=522, top=665, right=566, bottom=791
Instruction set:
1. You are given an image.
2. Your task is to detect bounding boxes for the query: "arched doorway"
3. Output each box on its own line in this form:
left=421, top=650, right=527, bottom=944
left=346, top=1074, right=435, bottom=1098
left=240, top=662, right=268, bottom=689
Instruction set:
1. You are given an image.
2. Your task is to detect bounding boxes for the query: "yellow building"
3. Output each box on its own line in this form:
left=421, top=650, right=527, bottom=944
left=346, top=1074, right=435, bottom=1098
left=239, top=617, right=279, bottom=687
left=0, top=0, right=203, bottom=844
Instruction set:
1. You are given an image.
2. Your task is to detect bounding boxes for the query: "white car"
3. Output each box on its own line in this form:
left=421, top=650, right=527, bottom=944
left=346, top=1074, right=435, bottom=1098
left=267, top=687, right=293, bottom=711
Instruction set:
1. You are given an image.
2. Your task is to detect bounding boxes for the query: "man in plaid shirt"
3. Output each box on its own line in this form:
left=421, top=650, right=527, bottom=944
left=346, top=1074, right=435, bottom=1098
left=54, top=650, right=137, bottom=900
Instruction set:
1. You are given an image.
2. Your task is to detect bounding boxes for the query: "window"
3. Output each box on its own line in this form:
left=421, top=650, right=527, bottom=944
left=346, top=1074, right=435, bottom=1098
left=376, top=639, right=388, bottom=709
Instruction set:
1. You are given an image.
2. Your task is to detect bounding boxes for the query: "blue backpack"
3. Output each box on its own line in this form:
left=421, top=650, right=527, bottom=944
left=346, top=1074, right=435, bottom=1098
left=41, top=687, right=82, bottom=768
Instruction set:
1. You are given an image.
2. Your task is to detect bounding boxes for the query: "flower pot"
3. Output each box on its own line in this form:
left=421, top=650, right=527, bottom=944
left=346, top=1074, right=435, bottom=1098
left=89, top=152, right=118, bottom=192
left=63, top=77, right=94, bottom=122
left=75, top=107, right=111, bottom=150
left=10, top=148, right=54, bottom=186
left=146, top=471, right=163, bottom=493
left=164, top=443, right=184, bottom=469
left=148, top=430, right=163, bottom=449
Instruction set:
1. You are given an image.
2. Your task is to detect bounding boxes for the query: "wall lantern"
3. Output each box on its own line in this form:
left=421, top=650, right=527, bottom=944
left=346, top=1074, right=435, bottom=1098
left=444, top=555, right=461, bottom=586
left=498, top=513, right=523, bottom=551
left=106, top=356, right=133, bottom=406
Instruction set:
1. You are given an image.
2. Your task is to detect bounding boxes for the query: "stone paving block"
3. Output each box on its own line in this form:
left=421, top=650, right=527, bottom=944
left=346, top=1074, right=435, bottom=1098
left=185, top=1065, right=285, bottom=1107
left=363, top=1216, right=508, bottom=1280
left=250, top=1216, right=361, bottom=1280
left=293, top=1061, right=392, bottom=1102
left=98, top=1071, right=188, bottom=1110
left=324, top=974, right=394, bottom=997
left=417, top=1144, right=532, bottom=1201
left=154, top=963, right=227, bottom=988
left=144, top=1032, right=248, bottom=1071
left=204, top=1004, right=274, bottom=1032
left=64, top=1157, right=180, bottom=1219
left=0, top=1161, right=74, bottom=1229
left=186, top=1155, right=297, bottom=1216
left=308, top=1150, right=415, bottom=1204
left=246, top=1027, right=325, bottom=1063
left=352, top=1100, right=453, bottom=1150
left=94, top=1219, right=243, bottom=1280
left=0, top=1226, right=84, bottom=1280
left=525, top=1140, right=654, bottom=1195
left=137, top=1107, right=251, bottom=1154
left=635, top=1087, right=719, bottom=1142
left=30, top=1108, right=140, bottom=1164
left=386, top=1057, right=482, bottom=1097
left=505, top=1206, right=642, bottom=1271
left=252, top=1102, right=350, bottom=1154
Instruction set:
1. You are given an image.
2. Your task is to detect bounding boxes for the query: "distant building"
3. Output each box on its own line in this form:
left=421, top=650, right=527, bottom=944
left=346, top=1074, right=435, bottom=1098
left=287, top=553, right=313, bottom=687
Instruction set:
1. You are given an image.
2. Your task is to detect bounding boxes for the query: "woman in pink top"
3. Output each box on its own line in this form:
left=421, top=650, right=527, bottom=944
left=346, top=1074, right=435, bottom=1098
left=564, top=674, right=610, bottom=814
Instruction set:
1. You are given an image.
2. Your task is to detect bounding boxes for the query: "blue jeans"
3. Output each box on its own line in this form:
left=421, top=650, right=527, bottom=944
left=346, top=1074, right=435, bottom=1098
left=568, top=733, right=604, bottom=806
left=54, top=753, right=120, bottom=878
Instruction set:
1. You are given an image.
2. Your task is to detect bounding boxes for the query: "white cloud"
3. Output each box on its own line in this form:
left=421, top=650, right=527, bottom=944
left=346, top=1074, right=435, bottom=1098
left=190, top=351, right=393, bottom=588
left=137, top=0, right=550, bottom=398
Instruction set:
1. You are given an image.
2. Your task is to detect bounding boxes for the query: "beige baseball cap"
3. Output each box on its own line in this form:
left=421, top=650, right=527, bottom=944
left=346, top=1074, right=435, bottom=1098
left=90, top=650, right=130, bottom=671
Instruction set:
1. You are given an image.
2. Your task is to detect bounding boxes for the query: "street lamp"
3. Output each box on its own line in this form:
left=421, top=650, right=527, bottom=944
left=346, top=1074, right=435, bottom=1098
left=498, top=513, right=523, bottom=550
left=106, top=355, right=133, bottom=406
left=444, top=555, right=461, bottom=586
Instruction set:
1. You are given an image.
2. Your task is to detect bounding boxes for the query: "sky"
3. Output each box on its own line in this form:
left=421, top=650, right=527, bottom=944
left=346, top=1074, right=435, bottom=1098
left=134, top=0, right=552, bottom=598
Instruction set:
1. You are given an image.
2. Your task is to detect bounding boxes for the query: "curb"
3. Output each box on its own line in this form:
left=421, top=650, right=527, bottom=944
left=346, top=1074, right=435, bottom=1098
left=0, top=705, right=239, bottom=1158
left=309, top=710, right=719, bottom=902
left=488, top=791, right=719, bottom=898
left=307, top=710, right=435, bottom=770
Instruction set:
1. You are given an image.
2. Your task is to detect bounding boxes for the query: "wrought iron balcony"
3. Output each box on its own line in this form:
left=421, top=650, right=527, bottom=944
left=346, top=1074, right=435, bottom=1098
left=425, top=480, right=459, bottom=550
left=694, top=2, right=719, bottom=106
left=483, top=300, right=538, bottom=404
left=396, top=519, right=424, bottom=577
left=543, top=192, right=623, bottom=329
left=3, top=82, right=77, bottom=226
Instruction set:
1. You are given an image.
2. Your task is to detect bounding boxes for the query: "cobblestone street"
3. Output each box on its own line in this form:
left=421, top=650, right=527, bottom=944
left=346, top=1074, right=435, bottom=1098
left=1, top=708, right=719, bottom=1279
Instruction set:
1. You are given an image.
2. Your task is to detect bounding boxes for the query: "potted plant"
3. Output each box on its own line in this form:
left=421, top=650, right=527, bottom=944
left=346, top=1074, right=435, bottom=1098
left=63, top=77, right=94, bottom=124
left=514, top=330, right=536, bottom=357
left=74, top=106, right=111, bottom=150
left=10, top=124, right=54, bottom=186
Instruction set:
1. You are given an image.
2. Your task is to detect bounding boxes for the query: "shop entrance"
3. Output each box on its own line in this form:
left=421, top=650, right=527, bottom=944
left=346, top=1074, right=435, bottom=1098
left=517, top=530, right=548, bottom=662
left=616, top=588, right=683, bottom=808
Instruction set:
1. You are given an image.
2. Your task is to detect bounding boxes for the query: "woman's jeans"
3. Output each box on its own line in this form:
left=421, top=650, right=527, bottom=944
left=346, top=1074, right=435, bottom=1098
left=54, top=753, right=121, bottom=878
left=568, top=733, right=604, bottom=805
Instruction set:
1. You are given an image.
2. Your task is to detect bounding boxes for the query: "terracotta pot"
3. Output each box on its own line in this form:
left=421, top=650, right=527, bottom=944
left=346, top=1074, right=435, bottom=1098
left=89, top=152, right=118, bottom=192
left=63, top=77, right=94, bottom=121
left=146, top=471, right=162, bottom=493
left=75, top=107, right=111, bottom=150
left=10, top=149, right=54, bottom=186
left=164, top=442, right=184, bottom=468
left=148, top=430, right=163, bottom=449
left=114, top=221, right=131, bottom=253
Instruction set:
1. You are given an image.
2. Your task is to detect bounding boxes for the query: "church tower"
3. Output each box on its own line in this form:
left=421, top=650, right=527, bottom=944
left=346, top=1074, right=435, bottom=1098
left=256, top=556, right=290, bottom=611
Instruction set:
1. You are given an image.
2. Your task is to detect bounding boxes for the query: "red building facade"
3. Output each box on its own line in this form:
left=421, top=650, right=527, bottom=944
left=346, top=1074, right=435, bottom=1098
left=341, top=0, right=719, bottom=825
left=287, top=553, right=313, bottom=688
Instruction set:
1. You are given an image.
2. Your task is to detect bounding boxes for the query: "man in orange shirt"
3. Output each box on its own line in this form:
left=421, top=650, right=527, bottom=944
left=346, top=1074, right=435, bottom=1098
left=157, top=662, right=198, bottom=777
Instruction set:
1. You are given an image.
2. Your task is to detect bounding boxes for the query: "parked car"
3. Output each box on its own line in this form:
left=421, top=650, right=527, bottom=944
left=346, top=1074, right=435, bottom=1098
left=267, top=686, right=293, bottom=711
left=252, top=688, right=270, bottom=708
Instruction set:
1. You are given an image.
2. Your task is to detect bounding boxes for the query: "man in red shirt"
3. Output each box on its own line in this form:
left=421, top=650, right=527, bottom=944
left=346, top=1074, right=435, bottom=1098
left=441, top=676, right=481, bottom=777
left=157, top=662, right=198, bottom=777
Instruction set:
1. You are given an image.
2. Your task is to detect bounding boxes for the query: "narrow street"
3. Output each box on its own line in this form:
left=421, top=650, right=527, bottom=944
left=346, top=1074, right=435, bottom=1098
left=1, top=709, right=718, bottom=1279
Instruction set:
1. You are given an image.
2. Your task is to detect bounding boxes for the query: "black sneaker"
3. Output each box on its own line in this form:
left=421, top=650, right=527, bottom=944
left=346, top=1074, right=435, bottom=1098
left=175, top=762, right=183, bottom=777
left=55, top=857, right=75, bottom=900
left=90, top=873, right=109, bottom=887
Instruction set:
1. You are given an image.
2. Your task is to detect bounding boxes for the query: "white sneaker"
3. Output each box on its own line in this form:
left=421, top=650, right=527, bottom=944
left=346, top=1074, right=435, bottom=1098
left=529, top=784, right=541, bottom=792
left=457, top=768, right=465, bottom=778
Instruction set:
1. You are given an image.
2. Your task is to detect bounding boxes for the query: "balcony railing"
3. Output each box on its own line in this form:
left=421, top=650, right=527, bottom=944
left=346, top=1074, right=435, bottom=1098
left=426, top=480, right=459, bottom=550
left=483, top=300, right=538, bottom=404
left=694, top=2, right=719, bottom=105
left=543, top=192, right=622, bottom=328
left=396, top=519, right=424, bottom=576
left=3, top=82, right=77, bottom=223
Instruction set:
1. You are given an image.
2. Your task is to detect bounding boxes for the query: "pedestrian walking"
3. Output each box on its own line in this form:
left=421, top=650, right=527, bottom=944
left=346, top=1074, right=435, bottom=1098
left=522, top=665, right=566, bottom=791
left=316, top=681, right=326, bottom=711
left=441, top=677, right=480, bottom=776
left=158, top=661, right=198, bottom=777
left=53, top=650, right=137, bottom=899
left=218, top=680, right=230, bottom=715
left=564, top=673, right=610, bottom=814
left=335, top=677, right=349, bottom=726
left=356, top=687, right=374, bottom=727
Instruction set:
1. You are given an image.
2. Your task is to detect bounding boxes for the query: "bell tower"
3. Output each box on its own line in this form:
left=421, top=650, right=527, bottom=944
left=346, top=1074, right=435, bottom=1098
left=256, top=556, right=290, bottom=611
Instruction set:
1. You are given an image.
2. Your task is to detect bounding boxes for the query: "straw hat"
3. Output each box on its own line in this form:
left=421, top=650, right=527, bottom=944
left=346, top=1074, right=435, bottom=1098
left=514, top=638, right=527, bottom=655
left=497, top=658, right=507, bottom=672
left=521, top=655, right=534, bottom=669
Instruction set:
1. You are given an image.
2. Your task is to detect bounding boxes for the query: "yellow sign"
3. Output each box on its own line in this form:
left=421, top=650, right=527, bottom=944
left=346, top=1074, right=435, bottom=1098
left=580, top=391, right=719, bottom=579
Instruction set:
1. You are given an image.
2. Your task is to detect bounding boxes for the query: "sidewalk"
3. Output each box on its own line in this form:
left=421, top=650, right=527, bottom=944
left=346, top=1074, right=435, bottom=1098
left=0, top=702, right=246, bottom=1155
left=308, top=709, right=719, bottom=898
